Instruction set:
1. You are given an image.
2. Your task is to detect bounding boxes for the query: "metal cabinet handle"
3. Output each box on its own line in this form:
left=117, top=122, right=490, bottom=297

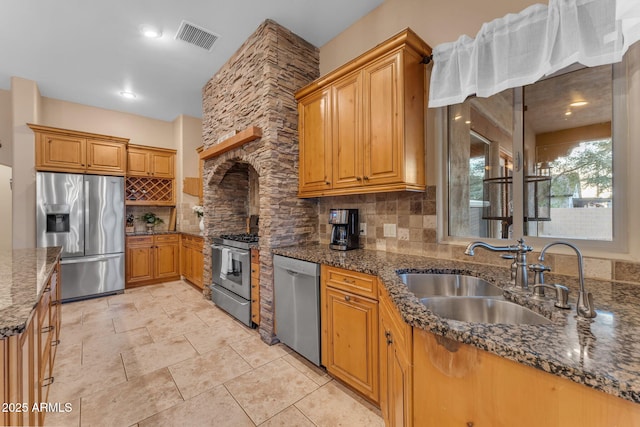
left=344, top=295, right=351, bottom=302
left=42, top=325, right=54, bottom=334
left=343, top=278, right=355, bottom=284
left=42, top=377, right=54, bottom=387
left=385, top=330, right=393, bottom=345
left=325, top=181, right=331, bottom=185
left=52, top=339, right=60, bottom=346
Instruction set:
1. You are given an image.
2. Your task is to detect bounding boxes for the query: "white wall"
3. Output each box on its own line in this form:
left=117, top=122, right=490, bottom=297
left=0, top=89, right=11, bottom=166
left=0, top=165, right=11, bottom=251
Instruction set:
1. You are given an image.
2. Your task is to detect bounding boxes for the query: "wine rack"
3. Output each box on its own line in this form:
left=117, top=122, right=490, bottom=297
left=125, top=177, right=175, bottom=205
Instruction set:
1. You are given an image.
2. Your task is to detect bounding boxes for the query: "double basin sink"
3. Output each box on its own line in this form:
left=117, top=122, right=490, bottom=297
left=398, top=273, right=551, bottom=325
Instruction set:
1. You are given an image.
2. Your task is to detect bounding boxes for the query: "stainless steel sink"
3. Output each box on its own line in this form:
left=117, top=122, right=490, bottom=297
left=398, top=273, right=503, bottom=298
left=419, top=296, right=552, bottom=325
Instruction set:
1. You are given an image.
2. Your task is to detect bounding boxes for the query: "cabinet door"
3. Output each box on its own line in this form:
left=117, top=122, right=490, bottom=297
left=362, top=51, right=403, bottom=186
left=86, top=139, right=126, bottom=175
left=155, top=240, right=180, bottom=279
left=150, top=151, right=175, bottom=178
left=332, top=73, right=363, bottom=189
left=126, top=244, right=154, bottom=284
left=323, top=286, right=378, bottom=402
left=380, top=289, right=412, bottom=427
left=38, top=133, right=86, bottom=172
left=127, top=149, right=150, bottom=176
left=192, top=245, right=204, bottom=289
left=181, top=239, right=192, bottom=280
left=298, top=88, right=333, bottom=195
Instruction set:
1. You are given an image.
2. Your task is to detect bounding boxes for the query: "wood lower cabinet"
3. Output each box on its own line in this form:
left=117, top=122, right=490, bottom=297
left=295, top=29, right=430, bottom=198
left=180, top=234, right=204, bottom=289
left=321, top=265, right=379, bottom=403
left=413, top=328, right=640, bottom=426
left=379, top=287, right=412, bottom=427
left=250, top=249, right=260, bottom=326
left=126, top=234, right=180, bottom=287
left=2, top=261, right=61, bottom=427
left=29, top=123, right=128, bottom=175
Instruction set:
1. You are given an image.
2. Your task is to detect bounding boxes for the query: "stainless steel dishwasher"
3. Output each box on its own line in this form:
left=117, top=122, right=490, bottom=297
left=273, top=255, right=321, bottom=366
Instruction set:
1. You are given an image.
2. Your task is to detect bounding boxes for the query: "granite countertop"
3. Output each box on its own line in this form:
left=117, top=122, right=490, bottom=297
left=0, top=247, right=62, bottom=338
left=272, top=243, right=640, bottom=404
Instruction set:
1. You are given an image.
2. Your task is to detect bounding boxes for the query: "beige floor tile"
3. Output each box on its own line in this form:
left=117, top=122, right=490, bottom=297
left=295, top=381, right=384, bottom=427
left=139, top=385, right=254, bottom=427
left=61, top=304, right=84, bottom=327
left=80, top=368, right=183, bottom=427
left=58, top=317, right=116, bottom=346
left=48, top=352, right=127, bottom=402
left=63, top=297, right=110, bottom=313
left=44, top=398, right=80, bottom=427
left=121, top=335, right=198, bottom=379
left=144, top=311, right=207, bottom=341
left=147, top=284, right=181, bottom=298
left=193, top=305, right=239, bottom=326
left=230, top=334, right=290, bottom=368
left=225, top=358, right=319, bottom=425
left=81, top=302, right=139, bottom=324
left=112, top=309, right=169, bottom=334
left=184, top=322, right=252, bottom=354
left=82, top=328, right=153, bottom=365
left=283, top=352, right=331, bottom=386
left=54, top=341, right=83, bottom=371
left=169, top=345, right=252, bottom=400
left=162, top=298, right=216, bottom=316
left=260, top=406, right=315, bottom=427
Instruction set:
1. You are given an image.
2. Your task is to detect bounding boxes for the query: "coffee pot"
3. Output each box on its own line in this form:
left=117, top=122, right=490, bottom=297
left=329, top=209, right=359, bottom=251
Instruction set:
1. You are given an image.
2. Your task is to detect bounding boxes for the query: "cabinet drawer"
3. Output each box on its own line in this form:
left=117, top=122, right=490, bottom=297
left=251, top=249, right=259, bottom=263
left=251, top=263, right=260, bottom=280
left=154, top=234, right=179, bottom=243
left=127, top=236, right=153, bottom=245
left=323, top=265, right=378, bottom=299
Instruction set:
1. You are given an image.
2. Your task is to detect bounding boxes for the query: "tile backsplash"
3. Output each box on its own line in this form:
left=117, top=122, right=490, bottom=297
left=318, top=186, right=640, bottom=286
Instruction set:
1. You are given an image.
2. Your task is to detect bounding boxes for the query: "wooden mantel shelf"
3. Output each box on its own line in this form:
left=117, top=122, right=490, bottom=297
left=199, top=126, right=262, bottom=161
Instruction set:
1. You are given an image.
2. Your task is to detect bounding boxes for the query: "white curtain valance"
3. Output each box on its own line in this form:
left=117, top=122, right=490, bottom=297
left=428, top=0, right=640, bottom=108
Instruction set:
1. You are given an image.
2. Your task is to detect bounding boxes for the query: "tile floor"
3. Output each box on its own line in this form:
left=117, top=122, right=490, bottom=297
left=45, top=280, right=384, bottom=426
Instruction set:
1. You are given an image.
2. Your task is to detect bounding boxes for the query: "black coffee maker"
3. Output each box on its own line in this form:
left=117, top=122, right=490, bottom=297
left=329, top=209, right=359, bottom=251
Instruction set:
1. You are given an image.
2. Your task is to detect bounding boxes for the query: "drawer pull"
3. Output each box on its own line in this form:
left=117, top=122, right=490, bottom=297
left=44, top=286, right=51, bottom=292
left=42, top=325, right=54, bottom=334
left=343, top=278, right=355, bottom=284
left=344, top=295, right=351, bottom=302
left=51, top=339, right=60, bottom=346
left=42, top=377, right=55, bottom=387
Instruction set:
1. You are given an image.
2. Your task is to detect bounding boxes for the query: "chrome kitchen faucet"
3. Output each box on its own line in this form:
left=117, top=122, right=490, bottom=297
left=538, top=241, right=597, bottom=319
left=464, top=238, right=533, bottom=290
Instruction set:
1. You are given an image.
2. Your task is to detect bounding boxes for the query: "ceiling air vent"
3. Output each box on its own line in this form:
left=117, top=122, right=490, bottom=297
left=175, top=20, right=219, bottom=51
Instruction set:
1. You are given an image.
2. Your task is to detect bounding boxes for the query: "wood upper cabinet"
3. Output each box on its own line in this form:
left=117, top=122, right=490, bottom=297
left=295, top=29, right=430, bottom=197
left=298, top=88, right=333, bottom=193
left=30, top=124, right=128, bottom=175
left=321, top=265, right=379, bottom=403
left=127, top=144, right=175, bottom=178
left=379, top=286, right=413, bottom=427
left=126, top=234, right=180, bottom=287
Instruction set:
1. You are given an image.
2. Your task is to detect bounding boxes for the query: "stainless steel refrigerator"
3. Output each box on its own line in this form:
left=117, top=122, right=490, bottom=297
left=36, top=172, right=125, bottom=301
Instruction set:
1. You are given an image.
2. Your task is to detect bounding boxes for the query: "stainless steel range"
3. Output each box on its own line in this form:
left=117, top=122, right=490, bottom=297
left=210, top=233, right=258, bottom=327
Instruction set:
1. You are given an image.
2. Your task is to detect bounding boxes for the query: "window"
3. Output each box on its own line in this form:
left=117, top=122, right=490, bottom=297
left=446, top=64, right=623, bottom=246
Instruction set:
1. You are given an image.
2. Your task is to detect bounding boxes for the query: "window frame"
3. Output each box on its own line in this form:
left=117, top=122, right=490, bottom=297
left=439, top=61, right=629, bottom=256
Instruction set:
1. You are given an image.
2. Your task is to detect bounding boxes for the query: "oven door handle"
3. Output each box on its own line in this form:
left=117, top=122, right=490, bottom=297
left=212, top=244, right=249, bottom=257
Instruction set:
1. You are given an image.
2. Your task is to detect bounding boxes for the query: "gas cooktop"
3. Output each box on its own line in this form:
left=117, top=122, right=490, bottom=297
left=213, top=233, right=259, bottom=249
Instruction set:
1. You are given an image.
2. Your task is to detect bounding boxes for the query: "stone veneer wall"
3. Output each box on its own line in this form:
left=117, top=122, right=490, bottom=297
left=319, top=188, right=640, bottom=285
left=201, top=20, right=319, bottom=344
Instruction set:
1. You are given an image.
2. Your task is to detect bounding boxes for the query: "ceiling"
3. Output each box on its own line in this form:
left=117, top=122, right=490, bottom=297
left=0, top=0, right=383, bottom=122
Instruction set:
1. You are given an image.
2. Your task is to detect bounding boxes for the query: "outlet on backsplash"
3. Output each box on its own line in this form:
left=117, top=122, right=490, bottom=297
left=383, top=224, right=397, bottom=238
left=360, top=223, right=367, bottom=236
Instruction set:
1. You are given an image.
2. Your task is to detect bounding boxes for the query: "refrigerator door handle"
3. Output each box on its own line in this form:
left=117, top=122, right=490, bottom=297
left=61, top=254, right=122, bottom=265
left=84, top=177, right=90, bottom=247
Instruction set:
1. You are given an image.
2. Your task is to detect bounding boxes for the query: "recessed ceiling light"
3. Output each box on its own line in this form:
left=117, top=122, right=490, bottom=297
left=140, top=25, right=162, bottom=38
left=120, top=91, right=136, bottom=99
left=569, top=101, right=588, bottom=107
left=565, top=111, right=572, bottom=116
left=454, top=114, right=462, bottom=121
